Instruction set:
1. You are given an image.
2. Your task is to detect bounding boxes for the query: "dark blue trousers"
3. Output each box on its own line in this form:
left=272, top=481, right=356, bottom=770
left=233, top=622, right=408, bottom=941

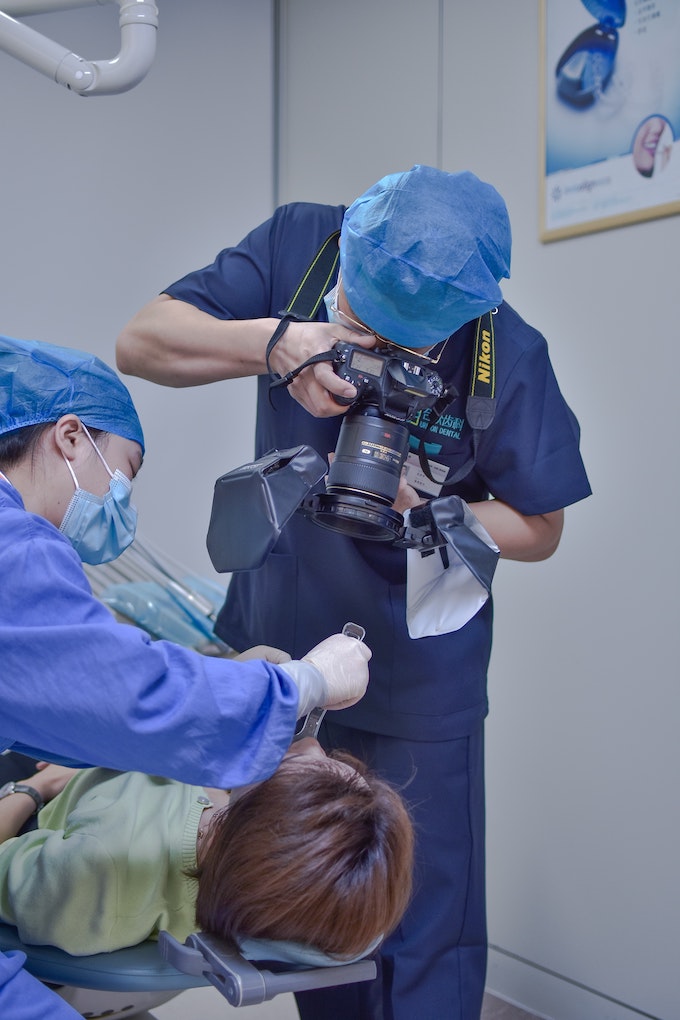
left=295, top=720, right=487, bottom=1020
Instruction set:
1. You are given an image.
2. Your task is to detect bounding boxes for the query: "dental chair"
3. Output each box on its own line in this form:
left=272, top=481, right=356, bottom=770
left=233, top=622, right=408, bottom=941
left=0, top=922, right=377, bottom=1017
left=0, top=538, right=378, bottom=1016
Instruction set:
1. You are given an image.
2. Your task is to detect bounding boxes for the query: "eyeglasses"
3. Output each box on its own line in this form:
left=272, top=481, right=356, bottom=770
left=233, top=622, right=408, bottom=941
left=328, top=273, right=448, bottom=365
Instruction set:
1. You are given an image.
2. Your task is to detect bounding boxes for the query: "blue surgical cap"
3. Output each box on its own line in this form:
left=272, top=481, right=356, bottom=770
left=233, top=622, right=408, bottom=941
left=0, top=335, right=145, bottom=452
left=340, top=165, right=512, bottom=347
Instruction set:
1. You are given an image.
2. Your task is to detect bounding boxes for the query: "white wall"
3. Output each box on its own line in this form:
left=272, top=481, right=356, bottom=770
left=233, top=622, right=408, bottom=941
left=0, top=0, right=274, bottom=577
left=275, top=0, right=442, bottom=205
left=277, top=2, right=679, bottom=1019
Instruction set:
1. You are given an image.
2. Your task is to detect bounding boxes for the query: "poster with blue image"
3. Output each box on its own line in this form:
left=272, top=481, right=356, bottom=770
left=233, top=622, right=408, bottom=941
left=541, top=0, right=680, bottom=240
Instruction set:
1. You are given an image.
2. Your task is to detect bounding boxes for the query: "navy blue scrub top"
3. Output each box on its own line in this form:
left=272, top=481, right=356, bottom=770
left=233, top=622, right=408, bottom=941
left=165, top=202, right=592, bottom=741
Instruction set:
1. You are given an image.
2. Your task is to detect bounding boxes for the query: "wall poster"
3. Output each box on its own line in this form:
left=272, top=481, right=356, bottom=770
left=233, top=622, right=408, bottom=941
left=540, top=0, right=680, bottom=240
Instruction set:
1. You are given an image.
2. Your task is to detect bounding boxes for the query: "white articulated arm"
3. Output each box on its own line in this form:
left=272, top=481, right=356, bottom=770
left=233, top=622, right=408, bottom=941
left=0, top=0, right=158, bottom=95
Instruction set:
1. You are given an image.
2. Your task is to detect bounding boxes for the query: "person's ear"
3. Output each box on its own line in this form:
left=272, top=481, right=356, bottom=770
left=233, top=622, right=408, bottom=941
left=52, top=414, right=85, bottom=463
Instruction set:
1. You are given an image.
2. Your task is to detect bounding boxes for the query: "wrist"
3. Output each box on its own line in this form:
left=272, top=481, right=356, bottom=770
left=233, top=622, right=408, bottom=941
left=279, top=660, right=327, bottom=718
left=27, top=773, right=58, bottom=802
left=0, top=782, right=44, bottom=815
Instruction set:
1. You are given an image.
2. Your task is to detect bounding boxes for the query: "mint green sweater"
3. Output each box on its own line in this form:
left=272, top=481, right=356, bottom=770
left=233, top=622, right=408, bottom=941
left=0, top=769, right=208, bottom=954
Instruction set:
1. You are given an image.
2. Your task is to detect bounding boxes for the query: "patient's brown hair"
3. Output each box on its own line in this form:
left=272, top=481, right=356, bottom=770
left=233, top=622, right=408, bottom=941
left=194, top=752, right=414, bottom=958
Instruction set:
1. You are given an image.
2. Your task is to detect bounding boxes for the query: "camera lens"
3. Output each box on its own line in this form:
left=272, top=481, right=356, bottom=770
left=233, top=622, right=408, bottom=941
left=327, top=409, right=410, bottom=506
left=303, top=408, right=408, bottom=541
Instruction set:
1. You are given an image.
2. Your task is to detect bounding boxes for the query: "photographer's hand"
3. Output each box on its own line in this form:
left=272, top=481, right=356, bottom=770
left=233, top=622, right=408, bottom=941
left=393, top=469, right=427, bottom=515
left=268, top=319, right=375, bottom=417
left=117, top=295, right=376, bottom=418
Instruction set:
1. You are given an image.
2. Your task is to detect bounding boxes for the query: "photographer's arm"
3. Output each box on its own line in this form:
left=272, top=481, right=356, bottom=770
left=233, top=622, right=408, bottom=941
left=116, top=294, right=278, bottom=386
left=116, top=294, right=368, bottom=414
left=470, top=500, right=563, bottom=562
left=393, top=475, right=564, bottom=562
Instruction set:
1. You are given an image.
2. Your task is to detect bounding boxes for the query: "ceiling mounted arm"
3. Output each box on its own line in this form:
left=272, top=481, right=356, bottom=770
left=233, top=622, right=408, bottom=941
left=0, top=0, right=159, bottom=95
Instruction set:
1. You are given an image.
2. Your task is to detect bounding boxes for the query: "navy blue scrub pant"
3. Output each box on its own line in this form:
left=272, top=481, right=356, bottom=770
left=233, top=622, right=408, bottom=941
left=295, top=720, right=487, bottom=1020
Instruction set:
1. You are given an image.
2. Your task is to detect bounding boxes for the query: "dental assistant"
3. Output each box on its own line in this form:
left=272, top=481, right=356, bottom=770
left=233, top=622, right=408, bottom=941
left=0, top=333, right=371, bottom=1020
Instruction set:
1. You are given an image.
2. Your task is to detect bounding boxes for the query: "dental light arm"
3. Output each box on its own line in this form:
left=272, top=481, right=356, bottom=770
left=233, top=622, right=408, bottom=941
left=0, top=0, right=158, bottom=95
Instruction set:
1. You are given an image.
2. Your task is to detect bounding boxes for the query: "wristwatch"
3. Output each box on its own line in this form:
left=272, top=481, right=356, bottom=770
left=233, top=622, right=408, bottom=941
left=0, top=781, right=44, bottom=814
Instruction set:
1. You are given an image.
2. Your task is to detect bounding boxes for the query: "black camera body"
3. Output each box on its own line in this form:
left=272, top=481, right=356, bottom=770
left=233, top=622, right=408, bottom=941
left=297, top=342, right=454, bottom=541
left=331, top=341, right=447, bottom=422
left=208, top=342, right=457, bottom=564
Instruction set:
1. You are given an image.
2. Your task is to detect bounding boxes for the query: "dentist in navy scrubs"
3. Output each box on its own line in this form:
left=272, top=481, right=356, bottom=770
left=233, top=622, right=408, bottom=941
left=117, top=165, right=592, bottom=1019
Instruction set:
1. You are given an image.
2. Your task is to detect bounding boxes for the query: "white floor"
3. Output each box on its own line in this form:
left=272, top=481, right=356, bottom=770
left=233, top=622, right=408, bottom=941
left=145, top=985, right=299, bottom=1019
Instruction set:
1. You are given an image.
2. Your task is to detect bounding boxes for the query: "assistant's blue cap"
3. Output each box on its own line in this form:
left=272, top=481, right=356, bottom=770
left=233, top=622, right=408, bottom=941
left=340, top=165, right=511, bottom=347
left=0, top=335, right=145, bottom=452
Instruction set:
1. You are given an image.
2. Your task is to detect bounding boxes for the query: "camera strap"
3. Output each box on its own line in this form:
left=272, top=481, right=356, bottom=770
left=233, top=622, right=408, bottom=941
left=265, top=230, right=341, bottom=391
left=268, top=346, right=337, bottom=393
left=467, top=309, right=497, bottom=430
left=410, top=310, right=496, bottom=486
left=285, top=229, right=341, bottom=319
left=435, top=308, right=497, bottom=488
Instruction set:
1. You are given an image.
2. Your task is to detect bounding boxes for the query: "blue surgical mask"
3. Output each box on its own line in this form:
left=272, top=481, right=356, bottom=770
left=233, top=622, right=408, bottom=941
left=59, top=427, right=137, bottom=564
left=323, top=284, right=340, bottom=324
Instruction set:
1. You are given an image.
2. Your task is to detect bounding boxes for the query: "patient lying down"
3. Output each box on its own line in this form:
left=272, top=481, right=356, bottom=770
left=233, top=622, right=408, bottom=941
left=0, top=738, right=414, bottom=962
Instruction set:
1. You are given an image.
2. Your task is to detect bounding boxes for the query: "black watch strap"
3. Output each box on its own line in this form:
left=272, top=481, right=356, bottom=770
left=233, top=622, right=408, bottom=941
left=265, top=311, right=312, bottom=376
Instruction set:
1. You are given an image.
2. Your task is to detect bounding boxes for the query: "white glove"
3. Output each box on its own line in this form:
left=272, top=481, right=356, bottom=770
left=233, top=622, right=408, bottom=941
left=231, top=644, right=292, bottom=664
left=302, top=633, right=372, bottom=711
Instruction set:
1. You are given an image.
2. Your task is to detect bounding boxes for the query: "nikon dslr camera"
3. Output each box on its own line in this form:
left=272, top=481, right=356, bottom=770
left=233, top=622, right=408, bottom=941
left=300, top=342, right=452, bottom=541
left=330, top=341, right=447, bottom=422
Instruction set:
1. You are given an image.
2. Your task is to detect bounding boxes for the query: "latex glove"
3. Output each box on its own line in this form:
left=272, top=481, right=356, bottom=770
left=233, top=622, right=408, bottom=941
left=302, top=633, right=372, bottom=711
left=232, top=644, right=292, bottom=664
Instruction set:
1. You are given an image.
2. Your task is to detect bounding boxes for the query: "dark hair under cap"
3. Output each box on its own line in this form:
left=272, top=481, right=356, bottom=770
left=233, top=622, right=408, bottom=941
left=0, top=334, right=144, bottom=452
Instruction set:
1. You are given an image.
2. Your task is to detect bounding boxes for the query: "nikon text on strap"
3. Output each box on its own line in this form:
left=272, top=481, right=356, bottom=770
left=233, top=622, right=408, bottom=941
left=434, top=308, right=497, bottom=488
left=467, top=309, right=496, bottom=430
left=410, top=309, right=497, bottom=487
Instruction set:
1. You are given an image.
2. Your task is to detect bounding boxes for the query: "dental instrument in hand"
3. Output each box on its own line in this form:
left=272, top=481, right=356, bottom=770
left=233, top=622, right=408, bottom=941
left=293, top=622, right=366, bottom=742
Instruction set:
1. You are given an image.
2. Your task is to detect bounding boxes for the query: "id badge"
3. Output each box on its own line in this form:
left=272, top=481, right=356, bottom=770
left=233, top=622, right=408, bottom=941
left=402, top=451, right=448, bottom=497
